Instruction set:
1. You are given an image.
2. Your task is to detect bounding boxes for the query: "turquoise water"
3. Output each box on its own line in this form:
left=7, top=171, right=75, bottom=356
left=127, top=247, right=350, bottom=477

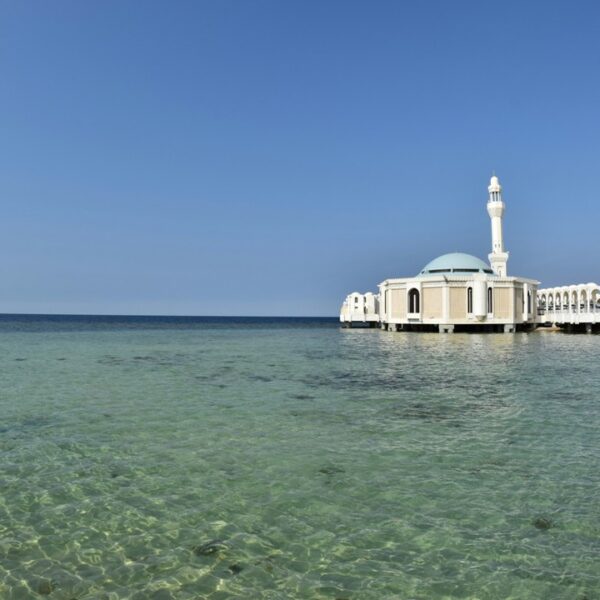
left=1, top=317, right=599, bottom=599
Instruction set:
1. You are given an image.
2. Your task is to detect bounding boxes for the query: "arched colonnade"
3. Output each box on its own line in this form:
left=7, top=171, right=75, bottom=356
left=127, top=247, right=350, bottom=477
left=537, top=284, right=600, bottom=321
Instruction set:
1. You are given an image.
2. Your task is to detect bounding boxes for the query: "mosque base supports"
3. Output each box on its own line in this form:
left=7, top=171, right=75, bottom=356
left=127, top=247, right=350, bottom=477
left=538, top=322, right=598, bottom=334
left=378, top=322, right=542, bottom=333
left=340, top=321, right=380, bottom=329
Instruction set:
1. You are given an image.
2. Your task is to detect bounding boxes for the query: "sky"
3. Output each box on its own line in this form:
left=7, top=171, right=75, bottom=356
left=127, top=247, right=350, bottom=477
left=1, top=1, right=599, bottom=316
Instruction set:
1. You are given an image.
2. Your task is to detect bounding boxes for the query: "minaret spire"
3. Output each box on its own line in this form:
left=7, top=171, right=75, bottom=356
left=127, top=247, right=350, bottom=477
left=487, top=174, right=509, bottom=276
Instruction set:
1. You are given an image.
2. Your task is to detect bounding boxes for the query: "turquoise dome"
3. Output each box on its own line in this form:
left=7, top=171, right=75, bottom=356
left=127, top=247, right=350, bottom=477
left=419, top=252, right=493, bottom=276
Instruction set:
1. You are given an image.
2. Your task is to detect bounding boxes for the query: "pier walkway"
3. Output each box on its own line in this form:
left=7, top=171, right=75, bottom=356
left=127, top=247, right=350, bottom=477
left=537, top=284, right=600, bottom=330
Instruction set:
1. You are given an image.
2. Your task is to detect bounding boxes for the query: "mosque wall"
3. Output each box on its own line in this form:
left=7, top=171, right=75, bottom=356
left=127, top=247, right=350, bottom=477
left=493, top=288, right=511, bottom=319
left=449, top=287, right=467, bottom=319
left=423, top=287, right=443, bottom=319
left=390, top=289, right=406, bottom=319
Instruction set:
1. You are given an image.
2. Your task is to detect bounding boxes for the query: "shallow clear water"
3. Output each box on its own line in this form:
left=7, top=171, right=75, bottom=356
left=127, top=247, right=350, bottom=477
left=1, top=316, right=599, bottom=599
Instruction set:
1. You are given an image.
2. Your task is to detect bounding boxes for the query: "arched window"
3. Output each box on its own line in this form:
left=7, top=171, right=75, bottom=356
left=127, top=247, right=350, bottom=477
left=408, top=289, right=420, bottom=313
left=527, top=291, right=532, bottom=314
left=467, top=287, right=473, bottom=314
left=487, top=287, right=493, bottom=314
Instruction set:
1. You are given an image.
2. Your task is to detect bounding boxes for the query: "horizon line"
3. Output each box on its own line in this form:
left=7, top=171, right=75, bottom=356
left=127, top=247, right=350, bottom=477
left=0, top=312, right=338, bottom=319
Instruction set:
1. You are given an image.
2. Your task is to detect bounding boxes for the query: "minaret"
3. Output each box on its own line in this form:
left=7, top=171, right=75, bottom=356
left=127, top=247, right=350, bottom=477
left=487, top=174, right=509, bottom=277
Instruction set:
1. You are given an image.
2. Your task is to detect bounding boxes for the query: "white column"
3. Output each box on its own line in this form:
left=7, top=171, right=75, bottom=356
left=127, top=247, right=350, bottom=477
left=568, top=291, right=573, bottom=322
left=442, top=285, right=449, bottom=322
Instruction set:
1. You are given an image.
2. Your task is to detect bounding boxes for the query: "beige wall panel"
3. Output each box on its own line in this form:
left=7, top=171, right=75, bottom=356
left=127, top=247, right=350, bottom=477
left=449, top=287, right=467, bottom=319
left=391, top=289, right=406, bottom=319
left=423, top=287, right=443, bottom=319
left=494, top=288, right=511, bottom=318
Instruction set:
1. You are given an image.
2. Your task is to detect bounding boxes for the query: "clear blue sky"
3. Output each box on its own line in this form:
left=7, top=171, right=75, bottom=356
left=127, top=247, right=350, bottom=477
left=1, top=1, right=599, bottom=316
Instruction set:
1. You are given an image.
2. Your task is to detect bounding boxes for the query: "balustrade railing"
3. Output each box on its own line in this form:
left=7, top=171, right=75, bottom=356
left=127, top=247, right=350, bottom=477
left=537, top=305, right=598, bottom=321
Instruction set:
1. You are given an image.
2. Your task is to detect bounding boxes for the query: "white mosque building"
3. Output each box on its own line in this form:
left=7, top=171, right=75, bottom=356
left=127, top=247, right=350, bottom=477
left=340, top=175, right=600, bottom=333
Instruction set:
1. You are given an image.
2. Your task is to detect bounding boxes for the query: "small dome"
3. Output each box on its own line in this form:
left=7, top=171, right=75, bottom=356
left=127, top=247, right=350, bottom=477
left=490, top=175, right=499, bottom=186
left=419, top=252, right=494, bottom=276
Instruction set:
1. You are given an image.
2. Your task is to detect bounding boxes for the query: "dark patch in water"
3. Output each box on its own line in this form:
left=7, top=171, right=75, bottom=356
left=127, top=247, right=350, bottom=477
left=249, top=375, right=272, bottom=382
left=385, top=394, right=511, bottom=424
left=533, top=517, right=553, bottom=530
left=193, top=539, right=227, bottom=556
left=300, top=371, right=511, bottom=410
left=98, top=355, right=124, bottom=366
left=21, top=416, right=52, bottom=429
left=303, top=349, right=341, bottom=361
left=543, top=389, right=588, bottom=406
left=35, top=579, right=56, bottom=595
left=56, top=357, right=67, bottom=361
left=290, top=394, right=315, bottom=400
left=319, top=466, right=345, bottom=476
left=14, top=358, right=27, bottom=361
left=301, top=371, right=406, bottom=392
left=228, top=563, right=243, bottom=574
left=99, top=353, right=188, bottom=368
left=388, top=402, right=455, bottom=423
left=56, top=441, right=83, bottom=454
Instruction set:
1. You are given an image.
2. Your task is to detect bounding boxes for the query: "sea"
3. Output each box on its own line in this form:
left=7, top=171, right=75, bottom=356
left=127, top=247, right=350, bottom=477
left=1, top=315, right=599, bottom=600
